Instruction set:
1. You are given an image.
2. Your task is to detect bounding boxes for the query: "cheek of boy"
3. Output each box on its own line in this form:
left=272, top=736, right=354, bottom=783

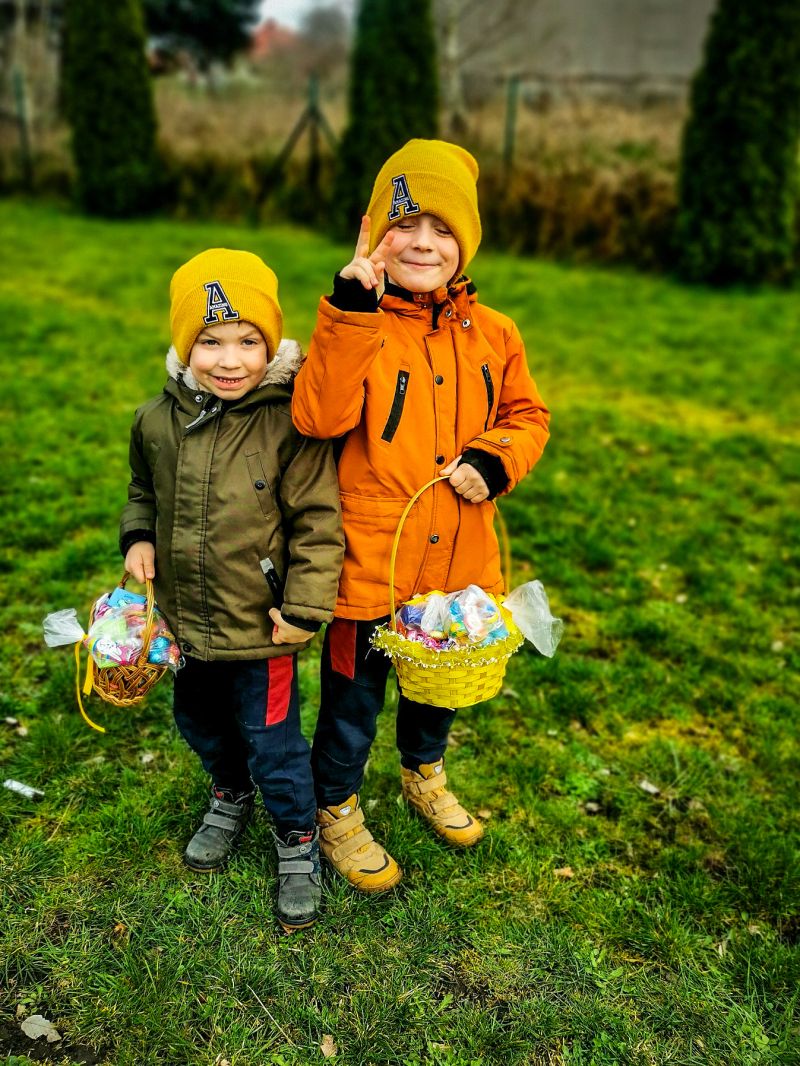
left=440, top=457, right=490, bottom=503
left=189, top=320, right=269, bottom=400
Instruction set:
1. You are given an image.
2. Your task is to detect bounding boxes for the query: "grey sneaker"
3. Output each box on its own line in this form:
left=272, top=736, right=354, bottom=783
left=183, top=785, right=256, bottom=872
left=272, top=827, right=321, bottom=933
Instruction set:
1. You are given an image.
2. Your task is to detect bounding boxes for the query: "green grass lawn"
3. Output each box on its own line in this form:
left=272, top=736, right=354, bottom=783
left=1, top=201, right=799, bottom=1066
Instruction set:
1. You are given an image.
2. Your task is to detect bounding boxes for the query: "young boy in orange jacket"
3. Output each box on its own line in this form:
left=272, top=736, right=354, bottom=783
left=292, top=139, right=550, bottom=893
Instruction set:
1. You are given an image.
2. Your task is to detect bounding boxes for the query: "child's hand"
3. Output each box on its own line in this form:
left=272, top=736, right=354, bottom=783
left=124, top=541, right=156, bottom=582
left=441, top=457, right=490, bottom=504
left=340, top=216, right=395, bottom=294
left=269, top=609, right=313, bottom=646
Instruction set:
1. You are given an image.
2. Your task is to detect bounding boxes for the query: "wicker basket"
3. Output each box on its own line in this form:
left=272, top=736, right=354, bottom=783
left=371, top=477, right=524, bottom=709
left=89, top=572, right=167, bottom=706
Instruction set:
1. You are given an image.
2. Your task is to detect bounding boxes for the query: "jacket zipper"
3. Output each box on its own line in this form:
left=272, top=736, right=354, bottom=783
left=381, top=369, right=410, bottom=443
left=481, top=363, right=494, bottom=432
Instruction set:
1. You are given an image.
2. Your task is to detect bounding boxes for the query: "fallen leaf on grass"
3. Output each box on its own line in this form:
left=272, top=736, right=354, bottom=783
left=320, top=1034, right=337, bottom=1058
left=687, top=798, right=706, bottom=812
left=554, top=866, right=574, bottom=879
left=15, top=725, right=29, bottom=738
left=213, top=1057, right=231, bottom=1066
left=715, top=940, right=727, bottom=957
left=477, top=809, right=492, bottom=820
left=140, top=752, right=155, bottom=765
left=639, top=779, right=660, bottom=796
left=16, top=1004, right=25, bottom=1019
left=21, top=1014, right=61, bottom=1042
left=112, top=922, right=127, bottom=940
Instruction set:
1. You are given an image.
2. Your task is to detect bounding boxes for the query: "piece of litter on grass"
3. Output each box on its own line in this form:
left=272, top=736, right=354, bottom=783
left=320, top=1034, right=337, bottom=1058
left=3, top=779, right=44, bottom=801
left=639, top=779, right=660, bottom=796
left=554, top=866, right=574, bottom=879
left=3, top=716, right=19, bottom=726
left=584, top=802, right=600, bottom=814
left=20, top=1014, right=61, bottom=1042
left=477, top=809, right=492, bottom=820
left=140, top=752, right=155, bottom=765
left=15, top=725, right=29, bottom=738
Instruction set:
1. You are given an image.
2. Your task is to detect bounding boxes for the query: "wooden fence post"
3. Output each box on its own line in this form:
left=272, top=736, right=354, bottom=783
left=503, top=73, right=520, bottom=185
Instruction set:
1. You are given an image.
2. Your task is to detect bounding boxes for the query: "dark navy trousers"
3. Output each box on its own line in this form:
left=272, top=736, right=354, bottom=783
left=311, top=617, right=457, bottom=807
left=173, top=654, right=316, bottom=834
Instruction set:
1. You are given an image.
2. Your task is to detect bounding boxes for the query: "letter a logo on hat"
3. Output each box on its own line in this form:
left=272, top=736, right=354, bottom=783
left=387, top=174, right=420, bottom=221
left=203, top=280, right=240, bottom=325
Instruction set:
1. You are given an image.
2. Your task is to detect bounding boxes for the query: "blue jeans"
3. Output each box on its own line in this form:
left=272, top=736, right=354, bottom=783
left=173, top=654, right=316, bottom=834
left=311, top=617, right=457, bottom=807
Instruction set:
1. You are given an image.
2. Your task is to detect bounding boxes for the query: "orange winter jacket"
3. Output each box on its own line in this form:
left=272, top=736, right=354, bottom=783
left=292, top=278, right=550, bottom=620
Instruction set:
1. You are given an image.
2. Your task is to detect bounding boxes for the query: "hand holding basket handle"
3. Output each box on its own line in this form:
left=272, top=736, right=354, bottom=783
left=376, top=477, right=523, bottom=709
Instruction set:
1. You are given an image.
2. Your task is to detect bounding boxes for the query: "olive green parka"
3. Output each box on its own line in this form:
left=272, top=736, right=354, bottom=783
left=120, top=341, right=345, bottom=660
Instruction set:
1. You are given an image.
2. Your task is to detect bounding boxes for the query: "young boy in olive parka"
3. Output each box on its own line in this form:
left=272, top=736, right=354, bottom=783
left=120, top=249, right=344, bottom=932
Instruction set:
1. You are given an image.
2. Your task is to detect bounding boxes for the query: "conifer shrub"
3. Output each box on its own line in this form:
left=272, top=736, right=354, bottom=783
left=677, top=0, right=800, bottom=284
left=62, top=0, right=160, bottom=216
left=332, top=0, right=439, bottom=237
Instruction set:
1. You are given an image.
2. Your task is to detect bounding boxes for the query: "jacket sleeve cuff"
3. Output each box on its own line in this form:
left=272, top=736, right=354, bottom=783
left=120, top=528, right=156, bottom=559
left=281, top=614, right=322, bottom=634
left=460, top=449, right=509, bottom=501
left=329, top=272, right=379, bottom=313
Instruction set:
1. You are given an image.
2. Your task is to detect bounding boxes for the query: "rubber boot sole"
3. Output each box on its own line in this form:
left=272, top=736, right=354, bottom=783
left=321, top=854, right=403, bottom=894
left=278, top=916, right=317, bottom=934
left=405, top=798, right=485, bottom=848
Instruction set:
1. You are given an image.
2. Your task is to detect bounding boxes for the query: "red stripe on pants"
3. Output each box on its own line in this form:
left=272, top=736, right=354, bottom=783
left=266, top=655, right=293, bottom=726
left=329, top=618, right=357, bottom=679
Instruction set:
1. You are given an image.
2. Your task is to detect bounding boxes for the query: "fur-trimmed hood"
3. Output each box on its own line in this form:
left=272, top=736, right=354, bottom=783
left=165, top=338, right=304, bottom=392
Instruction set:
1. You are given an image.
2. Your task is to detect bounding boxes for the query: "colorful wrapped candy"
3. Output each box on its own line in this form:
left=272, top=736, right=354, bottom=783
left=394, top=585, right=509, bottom=651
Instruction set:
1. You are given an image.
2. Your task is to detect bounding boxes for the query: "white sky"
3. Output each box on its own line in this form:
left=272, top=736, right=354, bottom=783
left=258, top=0, right=354, bottom=30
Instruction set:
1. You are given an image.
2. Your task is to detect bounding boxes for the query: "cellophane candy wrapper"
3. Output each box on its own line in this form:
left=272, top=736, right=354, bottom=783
left=504, top=580, right=563, bottom=658
left=395, top=585, right=509, bottom=650
left=42, top=588, right=181, bottom=671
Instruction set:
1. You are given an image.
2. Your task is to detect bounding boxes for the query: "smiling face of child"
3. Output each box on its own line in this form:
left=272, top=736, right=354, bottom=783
left=188, top=320, right=269, bottom=399
left=383, top=213, right=460, bottom=293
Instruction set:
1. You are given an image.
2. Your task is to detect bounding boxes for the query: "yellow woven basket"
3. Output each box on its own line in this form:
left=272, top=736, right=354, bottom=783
left=371, top=477, right=524, bottom=709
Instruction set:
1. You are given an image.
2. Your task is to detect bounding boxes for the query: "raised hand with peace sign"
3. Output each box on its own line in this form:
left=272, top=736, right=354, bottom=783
left=340, top=216, right=395, bottom=296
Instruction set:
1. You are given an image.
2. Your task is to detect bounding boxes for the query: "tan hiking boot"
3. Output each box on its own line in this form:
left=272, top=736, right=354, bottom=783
left=401, top=760, right=484, bottom=848
left=316, top=794, right=402, bottom=894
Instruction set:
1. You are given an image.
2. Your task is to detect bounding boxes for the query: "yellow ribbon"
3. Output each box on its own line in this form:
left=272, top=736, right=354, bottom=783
left=74, top=641, right=105, bottom=734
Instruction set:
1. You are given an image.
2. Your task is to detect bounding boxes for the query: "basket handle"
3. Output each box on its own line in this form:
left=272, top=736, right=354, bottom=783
left=388, top=477, right=512, bottom=632
left=118, top=571, right=158, bottom=666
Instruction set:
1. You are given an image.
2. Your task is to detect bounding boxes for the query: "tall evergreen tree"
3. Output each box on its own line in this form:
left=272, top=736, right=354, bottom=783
left=333, top=0, right=439, bottom=236
left=143, top=0, right=260, bottom=71
left=676, top=0, right=800, bottom=284
left=63, top=0, right=160, bottom=217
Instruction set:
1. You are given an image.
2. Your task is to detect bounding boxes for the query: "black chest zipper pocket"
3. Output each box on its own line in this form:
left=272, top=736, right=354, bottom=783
left=381, top=369, right=410, bottom=443
left=481, top=363, right=495, bottom=431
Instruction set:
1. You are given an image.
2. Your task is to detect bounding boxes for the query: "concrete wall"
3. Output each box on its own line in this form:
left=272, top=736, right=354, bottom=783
left=473, top=0, right=718, bottom=99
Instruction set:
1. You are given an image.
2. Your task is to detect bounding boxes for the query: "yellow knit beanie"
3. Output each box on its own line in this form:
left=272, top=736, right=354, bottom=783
left=169, top=248, right=282, bottom=365
left=367, top=139, right=481, bottom=279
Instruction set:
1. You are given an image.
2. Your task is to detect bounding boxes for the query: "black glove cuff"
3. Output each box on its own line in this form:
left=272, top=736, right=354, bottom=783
left=459, top=449, right=509, bottom=501
left=329, top=272, right=380, bottom=313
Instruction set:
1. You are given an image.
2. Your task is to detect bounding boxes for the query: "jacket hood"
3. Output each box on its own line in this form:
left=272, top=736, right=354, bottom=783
left=165, top=338, right=304, bottom=392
